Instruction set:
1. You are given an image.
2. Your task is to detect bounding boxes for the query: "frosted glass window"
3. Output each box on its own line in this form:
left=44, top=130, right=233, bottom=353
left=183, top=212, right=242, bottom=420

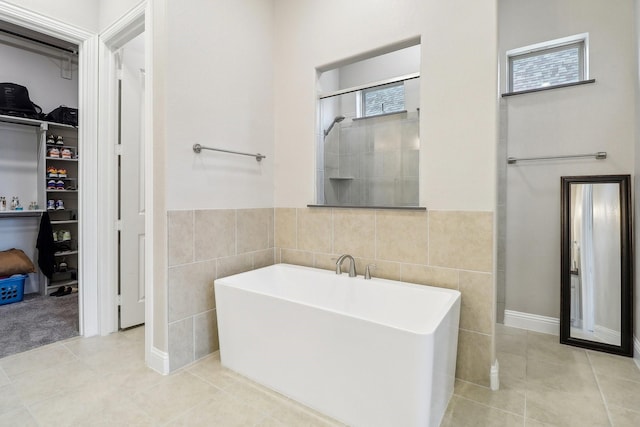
left=362, top=82, right=405, bottom=116
left=509, top=41, right=585, bottom=92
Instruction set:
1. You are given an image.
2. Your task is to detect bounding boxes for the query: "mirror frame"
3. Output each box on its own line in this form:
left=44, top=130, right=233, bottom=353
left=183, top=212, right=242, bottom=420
left=560, top=174, right=633, bottom=356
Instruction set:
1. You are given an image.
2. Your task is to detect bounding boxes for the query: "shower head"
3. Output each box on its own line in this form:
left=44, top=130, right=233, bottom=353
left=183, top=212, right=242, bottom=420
left=324, top=116, right=346, bottom=137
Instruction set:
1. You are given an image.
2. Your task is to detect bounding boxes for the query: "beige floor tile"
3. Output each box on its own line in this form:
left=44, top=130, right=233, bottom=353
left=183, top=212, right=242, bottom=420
left=0, top=384, right=23, bottom=417
left=440, top=395, right=524, bottom=427
left=597, top=375, right=640, bottom=412
left=255, top=417, right=287, bottom=426
left=496, top=325, right=527, bottom=356
left=73, top=393, right=156, bottom=426
left=165, top=393, right=267, bottom=427
left=186, top=353, right=245, bottom=390
left=525, top=387, right=610, bottom=427
left=498, top=352, right=527, bottom=380
left=11, top=359, right=100, bottom=406
left=587, top=351, right=640, bottom=382
left=29, top=386, right=114, bottom=426
left=607, top=405, right=640, bottom=427
left=526, top=358, right=600, bottom=396
left=524, top=419, right=557, bottom=427
left=225, top=377, right=291, bottom=415
left=0, top=367, right=9, bottom=387
left=0, top=344, right=76, bottom=378
left=526, top=332, right=590, bottom=366
left=0, top=407, right=38, bottom=427
left=98, top=361, right=165, bottom=395
left=454, top=379, right=525, bottom=415
left=270, top=400, right=346, bottom=427
left=132, top=371, right=222, bottom=424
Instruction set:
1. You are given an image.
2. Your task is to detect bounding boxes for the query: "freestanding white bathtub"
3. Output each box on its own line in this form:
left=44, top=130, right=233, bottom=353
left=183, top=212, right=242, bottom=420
left=215, top=263, right=461, bottom=427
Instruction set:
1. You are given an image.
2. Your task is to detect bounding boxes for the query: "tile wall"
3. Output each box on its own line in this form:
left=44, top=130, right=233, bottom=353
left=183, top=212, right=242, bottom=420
left=166, top=207, right=495, bottom=387
left=275, top=207, right=495, bottom=387
left=166, top=209, right=274, bottom=371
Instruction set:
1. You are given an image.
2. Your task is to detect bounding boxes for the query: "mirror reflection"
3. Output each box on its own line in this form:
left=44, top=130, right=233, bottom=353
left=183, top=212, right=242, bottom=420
left=569, top=182, right=621, bottom=345
left=561, top=174, right=633, bottom=356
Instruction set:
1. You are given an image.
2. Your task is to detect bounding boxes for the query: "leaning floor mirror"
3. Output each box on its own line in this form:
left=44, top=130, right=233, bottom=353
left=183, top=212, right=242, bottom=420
left=560, top=175, right=633, bottom=356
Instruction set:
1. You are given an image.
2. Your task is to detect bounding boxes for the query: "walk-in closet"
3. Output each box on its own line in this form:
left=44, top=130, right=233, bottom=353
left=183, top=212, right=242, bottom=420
left=0, top=22, right=80, bottom=357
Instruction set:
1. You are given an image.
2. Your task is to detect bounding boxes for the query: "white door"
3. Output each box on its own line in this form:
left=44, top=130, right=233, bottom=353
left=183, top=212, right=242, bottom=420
left=119, top=33, right=146, bottom=329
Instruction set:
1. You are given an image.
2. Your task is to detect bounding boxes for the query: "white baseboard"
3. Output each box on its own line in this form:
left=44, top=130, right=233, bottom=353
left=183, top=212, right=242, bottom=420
left=490, top=360, right=499, bottom=391
left=148, top=346, right=170, bottom=375
left=504, top=310, right=559, bottom=335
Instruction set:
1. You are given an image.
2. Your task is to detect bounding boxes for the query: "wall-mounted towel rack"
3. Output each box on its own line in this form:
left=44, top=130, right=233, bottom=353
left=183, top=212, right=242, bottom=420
left=192, top=144, right=266, bottom=162
left=507, top=152, right=606, bottom=165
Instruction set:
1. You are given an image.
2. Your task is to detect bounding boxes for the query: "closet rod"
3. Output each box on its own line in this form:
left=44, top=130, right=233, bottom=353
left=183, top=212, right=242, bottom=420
left=507, top=152, right=607, bottom=165
left=0, top=29, right=77, bottom=54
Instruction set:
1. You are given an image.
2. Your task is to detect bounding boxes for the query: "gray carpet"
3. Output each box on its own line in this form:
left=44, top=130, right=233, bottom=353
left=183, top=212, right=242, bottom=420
left=0, top=292, right=79, bottom=358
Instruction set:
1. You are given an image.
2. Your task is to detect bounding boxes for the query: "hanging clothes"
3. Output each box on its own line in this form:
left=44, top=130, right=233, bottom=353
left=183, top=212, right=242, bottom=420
left=36, top=212, right=56, bottom=279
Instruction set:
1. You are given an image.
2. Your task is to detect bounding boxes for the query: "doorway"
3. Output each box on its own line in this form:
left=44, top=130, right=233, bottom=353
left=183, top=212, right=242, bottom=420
left=117, top=32, right=146, bottom=329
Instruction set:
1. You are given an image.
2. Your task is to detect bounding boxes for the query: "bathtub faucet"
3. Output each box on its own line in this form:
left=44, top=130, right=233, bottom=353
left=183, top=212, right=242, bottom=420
left=335, top=254, right=357, bottom=277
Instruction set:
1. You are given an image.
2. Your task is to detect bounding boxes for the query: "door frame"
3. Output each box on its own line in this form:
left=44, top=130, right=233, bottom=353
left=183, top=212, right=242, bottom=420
left=0, top=1, right=99, bottom=337
left=98, top=1, right=162, bottom=372
left=97, top=2, right=145, bottom=336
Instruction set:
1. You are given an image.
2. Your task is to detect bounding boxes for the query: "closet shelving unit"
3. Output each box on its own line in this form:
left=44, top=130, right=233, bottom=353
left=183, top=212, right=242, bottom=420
left=0, top=113, right=80, bottom=295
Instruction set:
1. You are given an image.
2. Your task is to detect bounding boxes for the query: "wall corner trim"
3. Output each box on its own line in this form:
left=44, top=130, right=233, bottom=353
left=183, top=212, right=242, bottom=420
left=634, top=336, right=640, bottom=370
left=148, top=346, right=170, bottom=375
left=503, top=310, right=559, bottom=335
left=490, top=359, right=500, bottom=391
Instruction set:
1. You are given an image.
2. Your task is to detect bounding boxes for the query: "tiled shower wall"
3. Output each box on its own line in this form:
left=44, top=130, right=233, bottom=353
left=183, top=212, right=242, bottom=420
left=166, top=207, right=495, bottom=387
left=166, top=209, right=274, bottom=371
left=275, top=207, right=495, bottom=387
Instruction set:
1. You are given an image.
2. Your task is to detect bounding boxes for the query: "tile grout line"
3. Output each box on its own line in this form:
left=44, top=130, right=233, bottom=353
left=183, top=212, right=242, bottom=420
left=586, top=351, right=615, bottom=427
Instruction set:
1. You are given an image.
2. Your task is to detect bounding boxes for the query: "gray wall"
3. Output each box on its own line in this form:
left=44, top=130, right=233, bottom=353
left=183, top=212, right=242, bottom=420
left=499, top=0, right=636, bottom=321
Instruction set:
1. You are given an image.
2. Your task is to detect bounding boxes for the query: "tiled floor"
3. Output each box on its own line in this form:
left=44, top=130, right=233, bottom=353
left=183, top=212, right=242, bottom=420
left=0, top=324, right=639, bottom=426
left=442, top=324, right=640, bottom=427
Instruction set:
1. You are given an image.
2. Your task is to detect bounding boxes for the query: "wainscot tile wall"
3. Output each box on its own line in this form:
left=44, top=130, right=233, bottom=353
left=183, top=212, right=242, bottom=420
left=167, top=209, right=274, bottom=371
left=275, top=207, right=495, bottom=387
left=166, top=207, right=495, bottom=386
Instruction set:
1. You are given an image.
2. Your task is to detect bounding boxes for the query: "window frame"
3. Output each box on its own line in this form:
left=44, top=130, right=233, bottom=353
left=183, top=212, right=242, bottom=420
left=506, top=33, right=589, bottom=94
left=358, top=81, right=406, bottom=118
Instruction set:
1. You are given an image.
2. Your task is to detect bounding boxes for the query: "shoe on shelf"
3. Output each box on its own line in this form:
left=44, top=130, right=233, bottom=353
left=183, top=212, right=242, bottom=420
left=47, top=135, right=55, bottom=145
left=56, top=135, right=64, bottom=146
left=57, top=168, right=67, bottom=178
left=47, top=166, right=58, bottom=178
left=59, top=230, right=71, bottom=241
left=47, top=147, right=60, bottom=158
left=56, top=180, right=65, bottom=190
left=58, top=259, right=68, bottom=272
left=61, top=148, right=72, bottom=159
left=47, top=200, right=55, bottom=210
left=55, top=200, right=65, bottom=210
left=52, top=230, right=58, bottom=242
left=47, top=180, right=57, bottom=190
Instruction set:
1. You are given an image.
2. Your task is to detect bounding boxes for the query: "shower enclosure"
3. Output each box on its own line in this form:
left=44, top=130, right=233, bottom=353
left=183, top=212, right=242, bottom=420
left=315, top=43, right=421, bottom=208
left=317, top=78, right=420, bottom=207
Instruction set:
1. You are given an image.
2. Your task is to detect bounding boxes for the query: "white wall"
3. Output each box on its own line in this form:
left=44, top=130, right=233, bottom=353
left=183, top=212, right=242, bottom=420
left=3, top=0, right=99, bottom=32
left=164, top=0, right=274, bottom=210
left=500, top=0, right=636, bottom=319
left=0, top=42, right=78, bottom=112
left=98, top=0, right=141, bottom=32
left=273, top=0, right=497, bottom=210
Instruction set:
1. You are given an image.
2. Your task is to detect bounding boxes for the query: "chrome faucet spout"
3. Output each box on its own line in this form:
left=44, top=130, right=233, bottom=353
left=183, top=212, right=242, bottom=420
left=335, top=254, right=357, bottom=277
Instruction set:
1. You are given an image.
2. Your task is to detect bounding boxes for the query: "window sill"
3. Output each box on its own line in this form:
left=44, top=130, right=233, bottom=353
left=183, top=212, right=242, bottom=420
left=308, top=204, right=426, bottom=211
left=502, top=79, right=596, bottom=97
